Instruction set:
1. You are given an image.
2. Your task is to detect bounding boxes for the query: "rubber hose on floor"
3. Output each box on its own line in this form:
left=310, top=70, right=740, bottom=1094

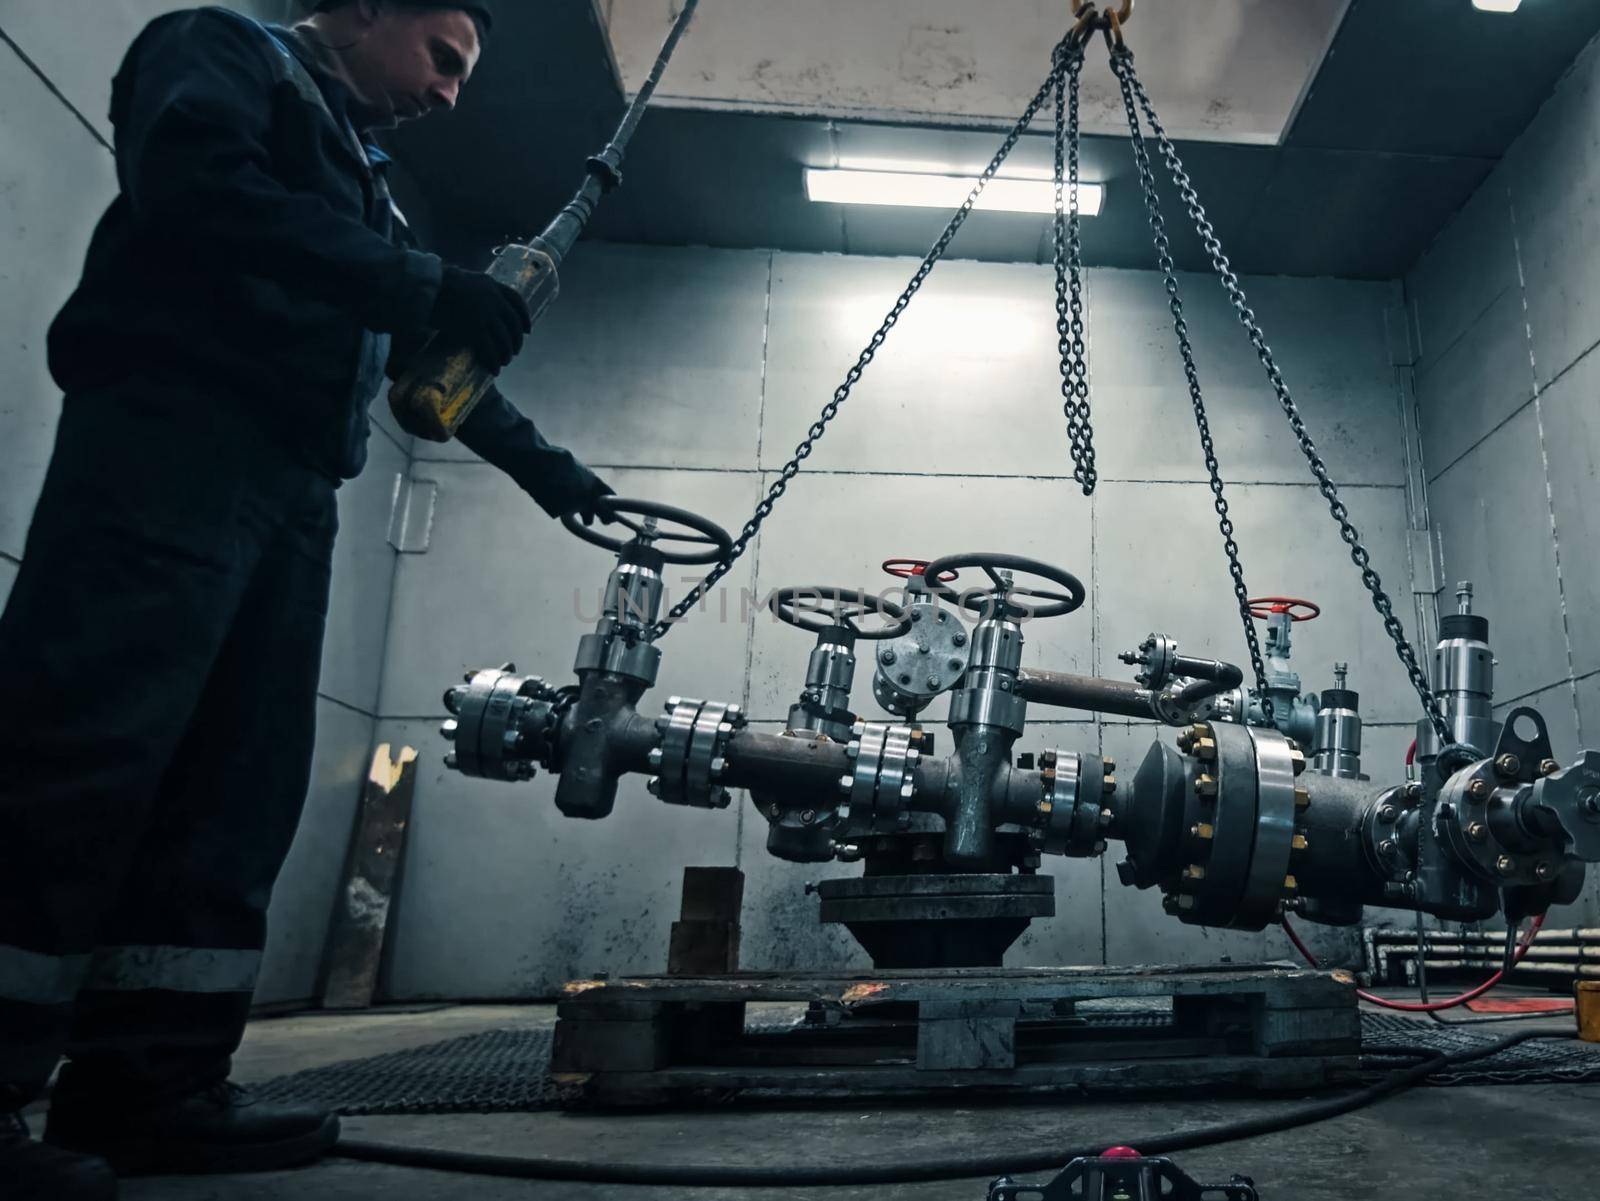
left=332, top=1029, right=1575, bottom=1187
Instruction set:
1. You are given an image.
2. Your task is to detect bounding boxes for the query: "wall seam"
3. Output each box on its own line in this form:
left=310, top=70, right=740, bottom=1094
left=1424, top=322, right=1600, bottom=485
left=1506, top=188, right=1581, bottom=746
left=317, top=691, right=379, bottom=721
left=0, top=24, right=114, bottom=154
left=0, top=549, right=20, bottom=568
left=733, top=253, right=775, bottom=871
left=1411, top=280, right=1515, bottom=385
left=404, top=458, right=1410, bottom=489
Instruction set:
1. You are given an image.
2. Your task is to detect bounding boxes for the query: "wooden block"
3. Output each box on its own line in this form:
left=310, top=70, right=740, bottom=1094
left=668, top=920, right=741, bottom=975
left=678, top=867, right=745, bottom=921
left=319, top=744, right=417, bottom=1010
left=669, top=868, right=744, bottom=975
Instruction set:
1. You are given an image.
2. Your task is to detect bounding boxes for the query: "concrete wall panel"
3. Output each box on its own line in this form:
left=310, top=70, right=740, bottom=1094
left=1578, top=673, right=1600, bottom=746
left=445, top=245, right=772, bottom=470
left=1415, top=286, right=1536, bottom=480
left=1407, top=179, right=1518, bottom=379
left=760, top=253, right=1070, bottom=477
left=0, top=46, right=116, bottom=559
left=378, top=716, right=739, bottom=999
left=0, top=2, right=281, bottom=142
left=1095, top=481, right=1419, bottom=723
left=1428, top=405, right=1568, bottom=704
left=319, top=433, right=405, bottom=715
left=255, top=698, right=373, bottom=1007
left=743, top=471, right=1094, bottom=723
left=1539, top=347, right=1600, bottom=678
left=379, top=464, right=761, bottom=719
left=1089, top=271, right=1406, bottom=486
left=0, top=557, right=15, bottom=612
left=1502, top=37, right=1600, bottom=391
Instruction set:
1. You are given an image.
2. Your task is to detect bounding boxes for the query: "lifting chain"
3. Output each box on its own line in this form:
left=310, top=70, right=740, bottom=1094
left=1107, top=48, right=1273, bottom=719
left=1054, top=38, right=1097, bottom=494
left=1110, top=46, right=1452, bottom=746
left=648, top=33, right=1078, bottom=640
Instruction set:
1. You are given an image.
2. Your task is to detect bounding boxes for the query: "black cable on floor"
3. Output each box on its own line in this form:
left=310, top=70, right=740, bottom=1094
left=332, top=1029, right=1576, bottom=1187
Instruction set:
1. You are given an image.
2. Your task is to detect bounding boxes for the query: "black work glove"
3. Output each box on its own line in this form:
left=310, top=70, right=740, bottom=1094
left=429, top=266, right=533, bottom=371
left=574, top=477, right=616, bottom=527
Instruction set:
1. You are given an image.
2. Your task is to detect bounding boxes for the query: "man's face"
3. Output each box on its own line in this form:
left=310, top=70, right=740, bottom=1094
left=345, top=6, right=482, bottom=124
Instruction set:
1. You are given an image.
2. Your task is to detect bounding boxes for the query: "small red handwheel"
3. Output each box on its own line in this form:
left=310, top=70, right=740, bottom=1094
left=1248, top=596, right=1321, bottom=622
left=882, top=558, right=959, bottom=584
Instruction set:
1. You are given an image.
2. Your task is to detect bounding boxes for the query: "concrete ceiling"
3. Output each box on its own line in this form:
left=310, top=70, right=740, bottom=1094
left=600, top=0, right=1348, bottom=145
left=393, top=0, right=1600, bottom=279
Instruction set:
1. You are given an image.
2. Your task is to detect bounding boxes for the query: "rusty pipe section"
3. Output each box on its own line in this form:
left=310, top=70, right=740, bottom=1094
left=1015, top=667, right=1156, bottom=719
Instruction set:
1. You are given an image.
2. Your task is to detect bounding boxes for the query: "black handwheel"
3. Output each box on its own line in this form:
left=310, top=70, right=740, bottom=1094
left=768, top=586, right=912, bottom=640
left=562, top=496, right=733, bottom=566
left=922, top=552, right=1086, bottom=620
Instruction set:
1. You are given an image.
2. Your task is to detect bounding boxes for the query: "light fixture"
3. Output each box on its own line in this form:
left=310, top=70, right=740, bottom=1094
left=1471, top=0, right=1521, bottom=12
left=804, top=168, right=1104, bottom=217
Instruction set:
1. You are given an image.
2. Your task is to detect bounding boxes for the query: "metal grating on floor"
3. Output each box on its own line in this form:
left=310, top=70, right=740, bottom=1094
left=252, top=1013, right=1599, bottom=1115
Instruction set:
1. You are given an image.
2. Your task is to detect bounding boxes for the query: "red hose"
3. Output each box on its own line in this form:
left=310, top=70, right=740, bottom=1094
left=1281, top=913, right=1572, bottom=1013
left=1405, top=738, right=1417, bottom=768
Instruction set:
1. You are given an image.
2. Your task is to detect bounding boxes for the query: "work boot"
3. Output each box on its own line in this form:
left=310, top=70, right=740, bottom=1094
left=44, top=1080, right=339, bottom=1175
left=2, top=1109, right=119, bottom=1200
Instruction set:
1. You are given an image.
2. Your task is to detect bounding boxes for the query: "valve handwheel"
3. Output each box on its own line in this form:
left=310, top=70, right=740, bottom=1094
left=769, top=586, right=912, bottom=640
left=562, top=496, right=733, bottom=566
left=1248, top=596, right=1321, bottom=623
left=923, top=552, right=1086, bottom=621
left=881, top=558, right=959, bottom=584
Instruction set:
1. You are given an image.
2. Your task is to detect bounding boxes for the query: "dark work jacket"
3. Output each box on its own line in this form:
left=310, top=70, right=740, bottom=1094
left=47, top=6, right=600, bottom=514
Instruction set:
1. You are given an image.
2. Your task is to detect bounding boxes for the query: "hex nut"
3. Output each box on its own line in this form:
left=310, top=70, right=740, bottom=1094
left=1468, top=779, right=1490, bottom=801
left=1495, top=753, right=1521, bottom=779
left=1467, top=821, right=1487, bottom=843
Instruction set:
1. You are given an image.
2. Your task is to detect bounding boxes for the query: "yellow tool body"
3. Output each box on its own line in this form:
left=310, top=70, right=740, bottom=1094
left=390, top=240, right=560, bottom=442
left=387, top=0, right=699, bottom=443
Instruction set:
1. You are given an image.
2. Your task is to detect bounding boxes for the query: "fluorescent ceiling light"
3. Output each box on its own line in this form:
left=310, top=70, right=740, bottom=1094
left=805, top=168, right=1104, bottom=217
left=1472, top=0, right=1520, bottom=12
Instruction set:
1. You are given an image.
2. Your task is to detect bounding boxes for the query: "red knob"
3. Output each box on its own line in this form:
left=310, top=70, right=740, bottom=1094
left=882, top=558, right=958, bottom=583
left=1247, top=596, right=1321, bottom=623
left=1100, top=1146, right=1142, bottom=1159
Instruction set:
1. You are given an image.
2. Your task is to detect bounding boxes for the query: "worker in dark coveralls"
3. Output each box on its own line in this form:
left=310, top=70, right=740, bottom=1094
left=0, top=2, right=609, bottom=1195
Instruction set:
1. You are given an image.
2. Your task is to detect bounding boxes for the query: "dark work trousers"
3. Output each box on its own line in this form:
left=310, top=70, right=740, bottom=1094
left=0, top=386, right=337, bottom=1108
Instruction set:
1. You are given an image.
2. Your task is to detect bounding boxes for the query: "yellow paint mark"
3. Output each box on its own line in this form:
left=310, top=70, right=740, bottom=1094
left=563, top=979, right=648, bottom=994
left=368, top=744, right=419, bottom=792
left=842, top=982, right=890, bottom=1004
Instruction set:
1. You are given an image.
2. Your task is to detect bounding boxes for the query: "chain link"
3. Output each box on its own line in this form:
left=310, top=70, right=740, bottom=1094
left=650, top=43, right=1074, bottom=640
left=1108, top=51, right=1273, bottom=716
left=1114, top=50, right=1452, bottom=746
left=1053, top=40, right=1096, bottom=494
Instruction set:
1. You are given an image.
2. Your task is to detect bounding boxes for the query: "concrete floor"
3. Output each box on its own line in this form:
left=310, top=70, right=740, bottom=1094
left=32, top=1002, right=1595, bottom=1200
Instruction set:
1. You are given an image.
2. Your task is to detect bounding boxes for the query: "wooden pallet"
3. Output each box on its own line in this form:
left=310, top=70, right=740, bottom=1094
left=551, top=962, right=1360, bottom=1106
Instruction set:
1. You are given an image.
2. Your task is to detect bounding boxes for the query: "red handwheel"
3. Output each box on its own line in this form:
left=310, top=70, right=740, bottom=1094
left=1248, top=596, right=1321, bottom=622
left=882, top=558, right=959, bottom=584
